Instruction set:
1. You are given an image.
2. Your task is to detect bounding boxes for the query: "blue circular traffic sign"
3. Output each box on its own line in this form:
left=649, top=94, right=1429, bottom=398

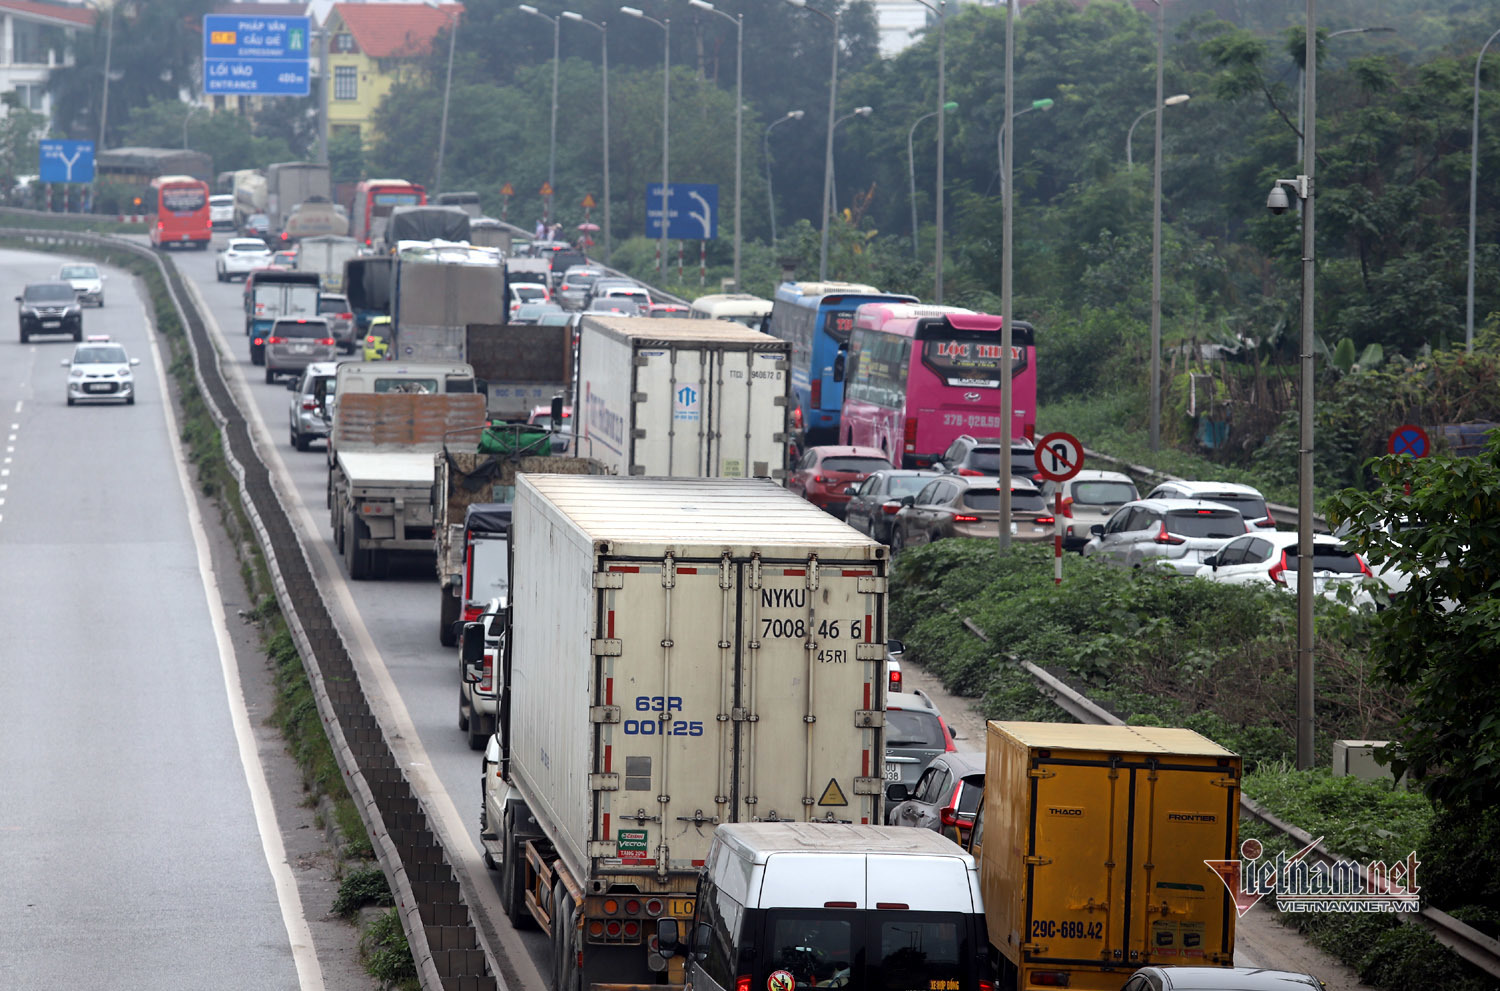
left=1388, top=424, right=1429, bottom=458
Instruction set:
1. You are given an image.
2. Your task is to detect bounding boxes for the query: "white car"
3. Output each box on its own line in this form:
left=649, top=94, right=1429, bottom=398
left=1196, top=530, right=1376, bottom=606
left=57, top=263, right=105, bottom=307
left=62, top=335, right=139, bottom=406
left=508, top=282, right=550, bottom=318
left=209, top=193, right=236, bottom=230
left=216, top=238, right=272, bottom=282
left=1041, top=469, right=1140, bottom=551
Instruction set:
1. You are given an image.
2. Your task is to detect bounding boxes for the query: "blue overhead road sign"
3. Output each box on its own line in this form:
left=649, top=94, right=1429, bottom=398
left=39, top=140, right=94, bottom=183
left=646, top=183, right=718, bottom=240
left=203, top=14, right=310, bottom=96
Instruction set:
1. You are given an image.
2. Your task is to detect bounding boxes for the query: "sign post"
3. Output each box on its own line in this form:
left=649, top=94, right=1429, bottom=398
left=500, top=182, right=514, bottom=223
left=540, top=181, right=554, bottom=224
left=203, top=14, right=311, bottom=96
left=1034, top=431, right=1084, bottom=585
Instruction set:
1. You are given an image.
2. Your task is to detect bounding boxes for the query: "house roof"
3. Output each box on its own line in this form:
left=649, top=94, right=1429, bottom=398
left=211, top=2, right=311, bottom=16
left=0, top=0, right=95, bottom=28
left=331, top=3, right=462, bottom=59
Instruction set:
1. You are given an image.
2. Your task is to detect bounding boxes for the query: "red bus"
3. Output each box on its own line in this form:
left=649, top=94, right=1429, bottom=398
left=148, top=175, right=212, bottom=249
left=841, top=302, right=1037, bottom=468
left=351, top=179, right=426, bottom=247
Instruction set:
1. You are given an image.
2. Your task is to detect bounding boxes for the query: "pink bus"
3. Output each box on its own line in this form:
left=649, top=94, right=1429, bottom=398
left=840, top=302, right=1037, bottom=468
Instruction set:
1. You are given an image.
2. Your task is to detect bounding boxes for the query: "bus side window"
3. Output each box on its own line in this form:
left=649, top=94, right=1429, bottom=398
left=832, top=350, right=846, bottom=383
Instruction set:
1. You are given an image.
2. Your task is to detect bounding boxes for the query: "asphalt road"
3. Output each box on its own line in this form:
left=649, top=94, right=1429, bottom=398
left=0, top=250, right=313, bottom=989
left=171, top=237, right=551, bottom=990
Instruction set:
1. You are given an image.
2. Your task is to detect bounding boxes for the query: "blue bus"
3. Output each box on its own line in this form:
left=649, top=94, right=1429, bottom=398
left=766, top=281, right=918, bottom=446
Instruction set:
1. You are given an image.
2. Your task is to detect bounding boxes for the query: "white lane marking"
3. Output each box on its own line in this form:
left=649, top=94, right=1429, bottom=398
left=181, top=275, right=541, bottom=991
left=143, top=294, right=325, bottom=990
left=11, top=401, right=19, bottom=413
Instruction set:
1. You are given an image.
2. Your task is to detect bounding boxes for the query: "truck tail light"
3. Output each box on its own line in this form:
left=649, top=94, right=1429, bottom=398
left=464, top=536, right=475, bottom=601
left=253, top=336, right=265, bottom=347
left=888, top=668, right=902, bottom=692
left=1269, top=550, right=1288, bottom=586
left=1061, top=496, right=1074, bottom=518
left=623, top=920, right=640, bottom=938
left=1154, top=524, right=1185, bottom=545
left=645, top=898, right=664, bottom=916
left=956, top=467, right=985, bottom=476
left=810, top=379, right=822, bottom=409
left=736, top=977, right=752, bottom=991
left=480, top=651, right=493, bottom=692
left=1032, top=972, right=1070, bottom=987
left=903, top=416, right=918, bottom=454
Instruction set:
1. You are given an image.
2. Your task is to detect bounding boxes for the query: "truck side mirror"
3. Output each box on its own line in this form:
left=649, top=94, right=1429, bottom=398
left=887, top=638, right=905, bottom=655
left=460, top=622, right=485, bottom=684
left=655, top=917, right=680, bottom=957
left=550, top=394, right=564, bottom=429
left=886, top=782, right=910, bottom=802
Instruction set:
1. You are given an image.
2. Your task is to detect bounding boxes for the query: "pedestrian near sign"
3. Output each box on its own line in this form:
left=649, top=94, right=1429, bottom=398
left=1388, top=424, right=1429, bottom=458
left=1034, top=431, right=1084, bottom=482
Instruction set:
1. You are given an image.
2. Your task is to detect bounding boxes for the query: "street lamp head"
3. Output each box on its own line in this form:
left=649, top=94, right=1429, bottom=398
left=688, top=0, right=715, bottom=9
left=1164, top=93, right=1190, bottom=107
left=942, top=101, right=958, bottom=112
left=1033, top=98, right=1055, bottom=111
left=561, top=9, right=582, bottom=19
left=518, top=3, right=539, bottom=12
left=785, top=0, right=807, bottom=7
left=789, top=110, right=805, bottom=120
left=854, top=106, right=873, bottom=117
left=1266, top=183, right=1291, bottom=215
left=620, top=5, right=644, bottom=16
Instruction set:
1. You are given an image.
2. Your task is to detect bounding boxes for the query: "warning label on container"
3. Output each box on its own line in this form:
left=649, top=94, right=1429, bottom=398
left=818, top=778, right=848, bottom=807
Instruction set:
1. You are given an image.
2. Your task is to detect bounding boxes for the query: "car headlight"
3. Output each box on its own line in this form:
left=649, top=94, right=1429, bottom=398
left=117, top=368, right=131, bottom=378
left=69, top=368, right=83, bottom=378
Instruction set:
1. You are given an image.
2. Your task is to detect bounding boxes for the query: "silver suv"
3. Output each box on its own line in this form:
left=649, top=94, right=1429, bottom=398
left=1143, top=479, right=1275, bottom=529
left=884, top=689, right=957, bottom=789
left=264, top=316, right=336, bottom=385
left=1082, top=498, right=1248, bottom=575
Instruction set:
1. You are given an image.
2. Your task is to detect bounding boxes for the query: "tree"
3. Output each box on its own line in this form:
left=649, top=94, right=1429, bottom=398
left=120, top=99, right=293, bottom=175
left=1326, top=427, right=1500, bottom=810
left=0, top=92, right=46, bottom=191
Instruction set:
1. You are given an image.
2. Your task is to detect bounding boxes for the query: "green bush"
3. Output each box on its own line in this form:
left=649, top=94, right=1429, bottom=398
left=360, top=908, right=418, bottom=989
left=334, top=865, right=394, bottom=919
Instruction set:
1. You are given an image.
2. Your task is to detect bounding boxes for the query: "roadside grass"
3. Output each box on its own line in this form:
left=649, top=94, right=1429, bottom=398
left=1, top=225, right=405, bottom=977
left=0, top=207, right=148, bottom=235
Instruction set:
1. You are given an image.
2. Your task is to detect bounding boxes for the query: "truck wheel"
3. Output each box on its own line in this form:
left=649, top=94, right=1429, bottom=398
left=439, top=586, right=460, bottom=646
left=345, top=514, right=372, bottom=580
left=499, top=809, right=534, bottom=926
left=551, top=882, right=578, bottom=991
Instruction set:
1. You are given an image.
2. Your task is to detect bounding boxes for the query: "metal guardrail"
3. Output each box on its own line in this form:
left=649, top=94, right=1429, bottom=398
left=1, top=227, right=499, bottom=991
left=955, top=611, right=1500, bottom=980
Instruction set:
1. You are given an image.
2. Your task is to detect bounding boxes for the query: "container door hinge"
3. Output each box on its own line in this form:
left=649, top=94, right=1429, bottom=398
left=857, top=576, right=887, bottom=594
left=591, top=638, right=622, bottom=656
left=631, top=391, right=648, bottom=403
left=633, top=354, right=650, bottom=367
left=662, top=555, right=676, bottom=589
left=1025, top=855, right=1053, bottom=867
left=1212, top=776, right=1240, bottom=790
left=590, top=705, right=620, bottom=724
left=618, top=808, right=660, bottom=824
left=854, top=709, right=885, bottom=728
left=588, top=841, right=618, bottom=858
left=804, top=556, right=820, bottom=591
left=719, top=556, right=733, bottom=589
left=747, top=557, right=763, bottom=590
left=590, top=773, right=619, bottom=791
left=1029, top=767, right=1056, bottom=779
left=773, top=395, right=789, bottom=407
left=593, top=572, right=625, bottom=589
left=852, top=777, right=883, bottom=796
left=1021, top=942, right=1045, bottom=954
left=675, top=810, right=720, bottom=825
left=632, top=428, right=647, bottom=439
left=855, top=643, right=885, bottom=661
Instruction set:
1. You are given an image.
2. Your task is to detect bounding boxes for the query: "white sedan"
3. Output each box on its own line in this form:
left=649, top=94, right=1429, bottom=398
left=216, top=238, right=272, bottom=282
left=1196, top=530, right=1376, bottom=606
left=63, top=335, right=139, bottom=406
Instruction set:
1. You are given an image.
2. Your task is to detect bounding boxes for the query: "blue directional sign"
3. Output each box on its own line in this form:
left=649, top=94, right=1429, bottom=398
left=39, top=140, right=94, bottom=183
left=203, top=14, right=310, bottom=96
left=646, top=182, right=719, bottom=240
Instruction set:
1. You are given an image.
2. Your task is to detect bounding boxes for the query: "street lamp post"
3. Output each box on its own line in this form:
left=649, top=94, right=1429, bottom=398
left=787, top=0, right=839, bottom=282
left=622, top=7, right=669, bottom=278
left=688, top=0, right=743, bottom=290
left=1468, top=26, right=1500, bottom=351
left=429, top=1, right=460, bottom=194
left=764, top=110, right=804, bottom=251
left=995, top=97, right=1053, bottom=199
left=520, top=5, right=560, bottom=221
left=828, top=106, right=872, bottom=218
left=563, top=11, right=611, bottom=262
left=908, top=101, right=957, bottom=258
left=1265, top=5, right=1319, bottom=771
left=907, top=0, right=948, bottom=299
left=90, top=0, right=116, bottom=148
left=1000, top=0, right=1017, bottom=552
left=1124, top=94, right=1188, bottom=168
left=182, top=103, right=202, bottom=149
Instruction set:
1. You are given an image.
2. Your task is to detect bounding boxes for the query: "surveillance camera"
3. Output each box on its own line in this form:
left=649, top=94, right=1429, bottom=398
left=1266, top=185, right=1291, bottom=215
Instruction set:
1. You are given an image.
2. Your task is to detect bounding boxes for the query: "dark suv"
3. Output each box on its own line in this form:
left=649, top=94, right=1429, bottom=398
left=17, top=281, right=83, bottom=342
left=934, top=434, right=1039, bottom=481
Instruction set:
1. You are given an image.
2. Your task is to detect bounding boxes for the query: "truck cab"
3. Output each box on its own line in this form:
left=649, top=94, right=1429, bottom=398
left=658, top=822, right=989, bottom=991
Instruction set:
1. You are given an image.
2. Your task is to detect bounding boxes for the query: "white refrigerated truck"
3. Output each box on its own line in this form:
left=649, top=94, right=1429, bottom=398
left=480, top=474, right=890, bottom=991
left=573, top=315, right=792, bottom=479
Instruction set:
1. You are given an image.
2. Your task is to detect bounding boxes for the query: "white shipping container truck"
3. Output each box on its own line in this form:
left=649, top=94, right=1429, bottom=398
left=482, top=474, right=889, bottom=991
left=574, top=316, right=791, bottom=479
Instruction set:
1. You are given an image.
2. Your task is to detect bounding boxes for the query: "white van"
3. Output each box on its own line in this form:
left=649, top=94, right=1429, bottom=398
left=656, top=822, right=987, bottom=991
left=689, top=292, right=774, bottom=329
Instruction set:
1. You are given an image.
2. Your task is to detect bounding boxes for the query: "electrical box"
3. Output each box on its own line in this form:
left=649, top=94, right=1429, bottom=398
left=1332, top=740, right=1407, bottom=789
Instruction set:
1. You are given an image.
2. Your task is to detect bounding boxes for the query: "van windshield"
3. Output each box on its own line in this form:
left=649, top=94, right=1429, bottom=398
left=764, top=910, right=974, bottom=990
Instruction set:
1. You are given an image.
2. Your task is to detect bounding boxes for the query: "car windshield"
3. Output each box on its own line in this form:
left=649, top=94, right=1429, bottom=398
left=25, top=284, right=75, bottom=302
left=887, top=709, right=943, bottom=748
left=1197, top=492, right=1267, bottom=520
left=821, top=456, right=892, bottom=475
left=961, top=488, right=1046, bottom=513
left=1289, top=545, right=1365, bottom=574
left=564, top=273, right=599, bottom=287
left=60, top=266, right=97, bottom=279
left=231, top=240, right=269, bottom=252
left=318, top=298, right=348, bottom=314
left=1073, top=480, right=1137, bottom=508
left=74, top=345, right=127, bottom=364
left=1165, top=509, right=1245, bottom=539
left=514, top=286, right=547, bottom=301
left=886, top=476, right=931, bottom=499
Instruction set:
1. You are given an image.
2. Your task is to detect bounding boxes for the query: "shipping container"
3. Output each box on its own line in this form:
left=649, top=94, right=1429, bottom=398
left=975, top=722, right=1240, bottom=991
left=482, top=474, right=890, bottom=990
left=574, top=316, right=792, bottom=479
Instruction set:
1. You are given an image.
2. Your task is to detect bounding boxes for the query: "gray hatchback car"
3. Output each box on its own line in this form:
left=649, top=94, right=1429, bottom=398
left=264, top=316, right=336, bottom=385
left=885, top=750, right=984, bottom=846
left=1083, top=498, right=1249, bottom=575
left=883, top=690, right=958, bottom=790
left=287, top=360, right=340, bottom=451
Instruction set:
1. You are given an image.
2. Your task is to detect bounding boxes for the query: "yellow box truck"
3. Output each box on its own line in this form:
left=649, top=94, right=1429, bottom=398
left=974, top=722, right=1241, bottom=991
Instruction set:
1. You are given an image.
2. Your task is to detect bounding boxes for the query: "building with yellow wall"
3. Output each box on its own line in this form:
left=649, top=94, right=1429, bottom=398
left=324, top=2, right=461, bottom=148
